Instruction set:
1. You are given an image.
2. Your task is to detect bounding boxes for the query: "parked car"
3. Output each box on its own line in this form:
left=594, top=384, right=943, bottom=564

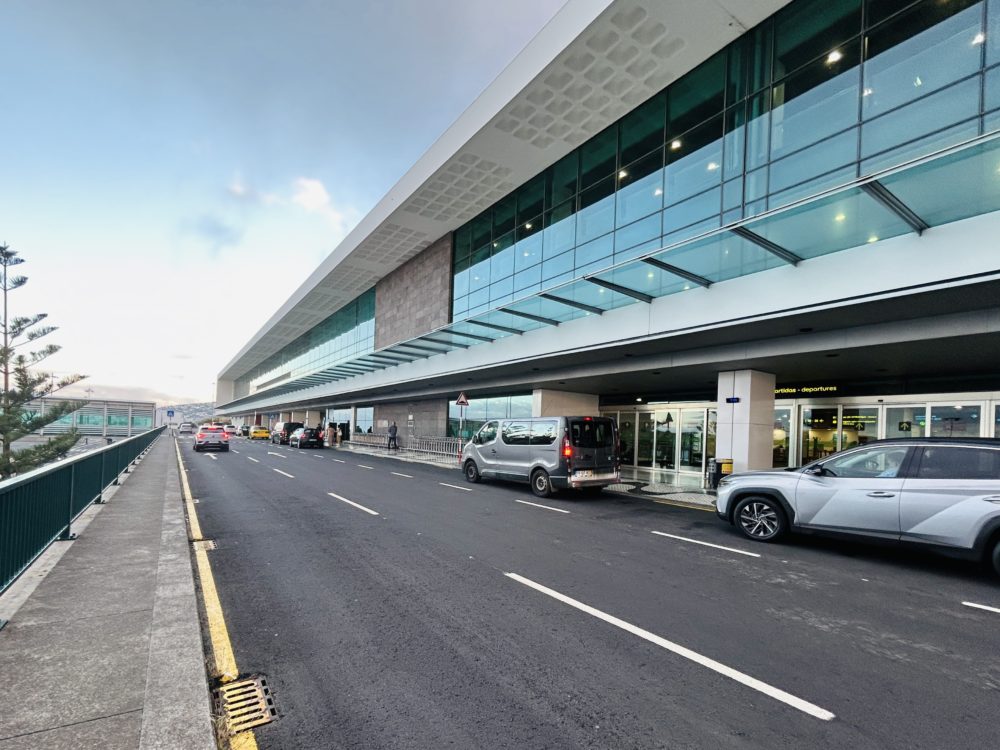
left=194, top=425, right=229, bottom=452
left=249, top=425, right=270, bottom=440
left=462, top=416, right=619, bottom=497
left=239, top=425, right=250, bottom=436
left=178, top=422, right=195, bottom=434
left=271, top=421, right=304, bottom=445
left=290, top=427, right=324, bottom=449
left=715, top=438, right=1000, bottom=575
left=223, top=425, right=238, bottom=438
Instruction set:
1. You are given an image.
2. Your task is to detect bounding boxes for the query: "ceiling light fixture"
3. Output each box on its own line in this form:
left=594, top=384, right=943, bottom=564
left=867, top=235, right=878, bottom=243
left=973, top=32, right=986, bottom=45
left=670, top=140, right=682, bottom=150
left=618, top=170, right=628, bottom=179
left=835, top=213, right=846, bottom=222
left=653, top=188, right=663, bottom=196
left=826, top=50, right=843, bottom=64
left=707, top=162, right=719, bottom=171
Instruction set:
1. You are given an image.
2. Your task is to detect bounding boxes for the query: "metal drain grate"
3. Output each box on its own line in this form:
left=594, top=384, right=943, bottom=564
left=214, top=676, right=277, bottom=735
left=192, top=539, right=216, bottom=551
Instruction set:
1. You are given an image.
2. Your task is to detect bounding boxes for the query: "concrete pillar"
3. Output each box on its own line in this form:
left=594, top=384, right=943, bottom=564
left=532, top=389, right=600, bottom=417
left=715, top=370, right=775, bottom=474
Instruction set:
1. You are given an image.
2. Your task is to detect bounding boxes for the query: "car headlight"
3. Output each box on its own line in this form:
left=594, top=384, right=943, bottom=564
left=718, top=476, right=733, bottom=487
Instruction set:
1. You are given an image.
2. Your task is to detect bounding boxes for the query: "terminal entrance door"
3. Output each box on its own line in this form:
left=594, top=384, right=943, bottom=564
left=603, top=405, right=715, bottom=482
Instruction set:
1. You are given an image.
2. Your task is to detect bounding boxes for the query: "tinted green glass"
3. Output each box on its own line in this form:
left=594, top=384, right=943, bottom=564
left=773, top=0, right=861, bottom=79
left=548, top=151, right=579, bottom=207
left=580, top=126, right=618, bottom=188
left=454, top=225, right=472, bottom=260
left=665, top=115, right=724, bottom=203
left=543, top=198, right=576, bottom=259
left=749, top=22, right=773, bottom=93
left=867, top=0, right=920, bottom=26
left=492, top=230, right=514, bottom=254
left=471, top=213, right=491, bottom=249
left=493, top=195, right=515, bottom=237
left=616, top=149, right=665, bottom=226
left=726, top=36, right=749, bottom=104
left=668, top=51, right=725, bottom=137
left=517, top=175, right=544, bottom=224
left=576, top=177, right=616, bottom=244
left=619, top=93, right=665, bottom=164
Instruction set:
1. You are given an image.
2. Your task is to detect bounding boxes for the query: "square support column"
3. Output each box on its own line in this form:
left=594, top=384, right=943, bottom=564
left=715, top=370, right=775, bottom=474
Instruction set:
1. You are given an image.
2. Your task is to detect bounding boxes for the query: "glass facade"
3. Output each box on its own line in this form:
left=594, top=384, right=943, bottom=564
left=234, top=289, right=375, bottom=399
left=447, top=394, right=532, bottom=440
left=451, top=0, right=998, bottom=321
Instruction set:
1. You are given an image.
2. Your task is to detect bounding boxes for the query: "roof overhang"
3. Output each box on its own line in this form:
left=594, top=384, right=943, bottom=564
left=218, top=0, right=793, bottom=382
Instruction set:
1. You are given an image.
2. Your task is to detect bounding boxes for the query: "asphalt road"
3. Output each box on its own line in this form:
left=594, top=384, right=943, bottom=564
left=181, top=436, right=1000, bottom=750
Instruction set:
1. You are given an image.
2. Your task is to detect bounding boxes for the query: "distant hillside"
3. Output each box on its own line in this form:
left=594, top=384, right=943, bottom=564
left=165, top=402, right=215, bottom=424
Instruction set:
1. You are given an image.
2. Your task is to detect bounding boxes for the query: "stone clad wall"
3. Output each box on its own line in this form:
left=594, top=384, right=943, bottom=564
left=374, top=400, right=448, bottom=437
left=375, top=235, right=453, bottom=349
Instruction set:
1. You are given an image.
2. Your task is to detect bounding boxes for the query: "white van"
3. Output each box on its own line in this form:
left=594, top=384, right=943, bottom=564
left=461, top=416, right=620, bottom=497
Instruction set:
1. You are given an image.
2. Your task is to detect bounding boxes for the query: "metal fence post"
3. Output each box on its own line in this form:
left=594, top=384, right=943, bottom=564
left=59, top=464, right=77, bottom=541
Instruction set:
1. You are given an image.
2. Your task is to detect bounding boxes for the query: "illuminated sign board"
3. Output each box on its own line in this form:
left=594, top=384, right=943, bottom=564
left=774, top=385, right=839, bottom=396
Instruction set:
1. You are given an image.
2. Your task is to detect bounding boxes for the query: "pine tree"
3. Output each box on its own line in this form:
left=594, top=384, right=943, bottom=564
left=0, top=244, right=85, bottom=478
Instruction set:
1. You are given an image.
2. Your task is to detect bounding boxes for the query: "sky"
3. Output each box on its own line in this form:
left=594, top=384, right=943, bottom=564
left=0, top=0, right=568, bottom=405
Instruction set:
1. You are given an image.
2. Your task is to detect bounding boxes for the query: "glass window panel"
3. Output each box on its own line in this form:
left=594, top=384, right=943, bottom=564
left=746, top=90, right=771, bottom=169
left=723, top=104, right=746, bottom=180
left=594, top=261, right=689, bottom=298
left=986, top=108, right=1000, bottom=134
left=548, top=151, right=579, bottom=207
left=749, top=22, right=773, bottom=93
left=747, top=186, right=912, bottom=259
left=668, top=51, right=726, bottom=137
left=662, top=215, right=721, bottom=246
left=469, top=248, right=490, bottom=290
left=515, top=215, right=541, bottom=241
left=543, top=199, right=576, bottom=259
left=493, top=195, right=515, bottom=237
left=723, top=207, right=743, bottom=224
left=860, top=118, right=979, bottom=174
left=863, top=0, right=983, bottom=118
left=841, top=407, right=880, bottom=448
left=986, top=66, right=1000, bottom=113
left=722, top=178, right=743, bottom=211
left=886, top=406, right=926, bottom=437
left=930, top=404, right=982, bottom=437
left=473, top=309, right=540, bottom=332
left=580, top=126, right=618, bottom=188
left=615, top=213, right=662, bottom=252
left=878, top=130, right=1000, bottom=226
left=454, top=225, right=472, bottom=259
left=576, top=177, right=616, bottom=243
left=517, top=175, right=545, bottom=224
left=917, top=446, right=1000, bottom=478
left=769, top=128, right=858, bottom=194
left=505, top=295, right=584, bottom=324
left=801, top=407, right=840, bottom=463
left=773, top=408, right=791, bottom=467
left=467, top=287, right=489, bottom=309
left=771, top=40, right=861, bottom=159
left=662, top=186, right=721, bottom=236
left=616, top=151, right=665, bottom=226
left=665, top=115, right=723, bottom=202
left=615, top=237, right=662, bottom=264
left=862, top=77, right=980, bottom=159
left=768, top=164, right=857, bottom=210
left=990, top=0, right=1000, bottom=64
left=745, top=166, right=768, bottom=202
left=995, top=404, right=1000, bottom=437
left=575, top=234, right=614, bottom=276
left=559, top=278, right=636, bottom=312
left=453, top=266, right=470, bottom=298
left=471, top=213, right=492, bottom=249
left=773, top=0, right=861, bottom=79
left=509, top=395, right=533, bottom=418
left=656, top=232, right=785, bottom=283
left=514, top=232, right=543, bottom=273
left=490, top=244, right=515, bottom=280
left=726, top=36, right=749, bottom=104
left=867, top=0, right=921, bottom=27
left=513, top=264, right=542, bottom=295
left=541, top=248, right=574, bottom=282
left=619, top=94, right=666, bottom=164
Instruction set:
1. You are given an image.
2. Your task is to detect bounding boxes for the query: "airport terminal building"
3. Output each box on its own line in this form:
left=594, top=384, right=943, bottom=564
left=217, top=0, right=1000, bottom=485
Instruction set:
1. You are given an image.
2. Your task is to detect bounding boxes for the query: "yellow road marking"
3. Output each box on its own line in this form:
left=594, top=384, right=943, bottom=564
left=175, top=439, right=259, bottom=750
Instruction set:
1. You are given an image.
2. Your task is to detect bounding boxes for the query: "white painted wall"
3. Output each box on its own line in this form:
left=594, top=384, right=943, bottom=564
left=715, top=370, right=776, bottom=473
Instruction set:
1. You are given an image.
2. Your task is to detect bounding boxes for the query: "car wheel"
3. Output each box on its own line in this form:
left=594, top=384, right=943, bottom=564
left=193, top=445, right=199, bottom=452
left=530, top=469, right=552, bottom=498
left=464, top=460, right=481, bottom=483
left=989, top=536, right=1000, bottom=577
left=734, top=496, right=787, bottom=542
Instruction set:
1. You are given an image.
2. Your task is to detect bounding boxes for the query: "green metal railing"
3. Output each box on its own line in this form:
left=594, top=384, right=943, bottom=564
left=0, top=426, right=166, bottom=595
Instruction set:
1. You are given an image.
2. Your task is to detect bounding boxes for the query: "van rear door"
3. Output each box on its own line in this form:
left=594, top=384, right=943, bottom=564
left=568, top=418, right=618, bottom=479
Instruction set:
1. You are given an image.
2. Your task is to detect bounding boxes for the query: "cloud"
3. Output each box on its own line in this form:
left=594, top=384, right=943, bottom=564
left=292, top=177, right=354, bottom=230
left=180, top=213, right=244, bottom=253
left=227, top=174, right=280, bottom=206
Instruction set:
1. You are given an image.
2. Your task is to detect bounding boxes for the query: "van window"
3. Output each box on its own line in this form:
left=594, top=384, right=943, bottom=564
left=477, top=421, right=498, bottom=444
left=530, top=420, right=559, bottom=445
left=570, top=419, right=614, bottom=448
left=915, top=446, right=1000, bottom=480
left=501, top=421, right=531, bottom=445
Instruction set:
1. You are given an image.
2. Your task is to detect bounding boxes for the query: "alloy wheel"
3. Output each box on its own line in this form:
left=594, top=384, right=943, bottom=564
left=738, top=501, right=780, bottom=539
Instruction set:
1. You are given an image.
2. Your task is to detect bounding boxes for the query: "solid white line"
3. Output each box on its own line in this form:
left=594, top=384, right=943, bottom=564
left=332, top=458, right=346, bottom=463
left=505, top=572, right=834, bottom=721
left=231, top=450, right=239, bottom=454
left=273, top=469, right=294, bottom=478
left=327, top=492, right=379, bottom=516
left=516, top=499, right=570, bottom=514
left=247, top=457, right=259, bottom=463
left=391, top=471, right=414, bottom=478
left=357, top=464, right=374, bottom=470
left=651, top=531, right=761, bottom=558
left=962, top=601, right=1000, bottom=615
left=267, top=452, right=286, bottom=459
left=440, top=482, right=473, bottom=492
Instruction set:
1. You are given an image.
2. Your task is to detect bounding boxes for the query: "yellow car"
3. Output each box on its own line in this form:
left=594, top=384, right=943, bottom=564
left=249, top=426, right=270, bottom=440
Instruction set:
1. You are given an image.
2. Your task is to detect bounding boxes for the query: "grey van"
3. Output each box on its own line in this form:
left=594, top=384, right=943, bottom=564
left=461, top=416, right=620, bottom=497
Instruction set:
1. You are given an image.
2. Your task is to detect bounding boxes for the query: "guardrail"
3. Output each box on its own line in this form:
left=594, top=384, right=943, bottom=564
left=0, top=426, right=165, bottom=595
left=348, top=431, right=463, bottom=459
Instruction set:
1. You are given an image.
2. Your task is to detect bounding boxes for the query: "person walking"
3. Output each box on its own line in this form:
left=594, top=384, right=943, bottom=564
left=387, top=421, right=398, bottom=451
left=326, top=422, right=335, bottom=447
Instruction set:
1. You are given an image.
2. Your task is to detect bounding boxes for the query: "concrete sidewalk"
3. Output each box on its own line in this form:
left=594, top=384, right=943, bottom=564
left=327, top=440, right=716, bottom=510
left=0, top=437, right=215, bottom=749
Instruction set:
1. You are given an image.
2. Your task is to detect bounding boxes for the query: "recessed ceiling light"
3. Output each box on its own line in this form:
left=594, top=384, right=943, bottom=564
left=670, top=140, right=682, bottom=150
left=653, top=188, right=663, bottom=196
left=707, top=162, right=719, bottom=171
left=524, top=222, right=532, bottom=229
left=826, top=50, right=843, bottom=64
left=618, top=170, right=628, bottom=179
left=867, top=235, right=879, bottom=243
left=635, top=397, right=642, bottom=402
left=973, top=32, right=986, bottom=46
left=834, top=213, right=846, bottom=222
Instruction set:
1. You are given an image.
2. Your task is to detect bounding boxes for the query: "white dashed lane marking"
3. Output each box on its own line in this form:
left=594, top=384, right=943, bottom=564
left=391, top=472, right=413, bottom=478
left=440, top=482, right=473, bottom=492
left=273, top=469, right=294, bottom=478
left=650, top=531, right=761, bottom=558
left=962, top=601, right=1000, bottom=615
left=332, top=458, right=346, bottom=463
left=505, top=572, right=835, bottom=721
left=247, top=457, right=259, bottom=463
left=515, top=499, right=569, bottom=514
left=357, top=464, right=374, bottom=470
left=267, top=452, right=286, bottom=459
left=328, top=492, right=379, bottom=516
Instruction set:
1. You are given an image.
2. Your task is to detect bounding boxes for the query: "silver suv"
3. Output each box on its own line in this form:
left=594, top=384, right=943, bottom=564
left=715, top=438, right=1000, bottom=575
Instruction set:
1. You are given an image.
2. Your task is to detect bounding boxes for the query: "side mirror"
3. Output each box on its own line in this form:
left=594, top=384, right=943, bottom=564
left=472, top=434, right=481, bottom=445
left=805, top=465, right=825, bottom=476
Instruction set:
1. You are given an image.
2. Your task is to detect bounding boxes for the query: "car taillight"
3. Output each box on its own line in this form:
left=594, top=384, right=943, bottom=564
left=196, top=433, right=204, bottom=439
left=222, top=433, right=229, bottom=440
left=562, top=436, right=572, bottom=458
